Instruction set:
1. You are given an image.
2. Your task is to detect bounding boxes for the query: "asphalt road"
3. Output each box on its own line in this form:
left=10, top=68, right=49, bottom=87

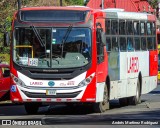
left=0, top=84, right=160, bottom=128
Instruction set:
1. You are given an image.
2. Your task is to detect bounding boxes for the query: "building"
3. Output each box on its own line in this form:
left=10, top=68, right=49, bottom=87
left=87, top=0, right=155, bottom=13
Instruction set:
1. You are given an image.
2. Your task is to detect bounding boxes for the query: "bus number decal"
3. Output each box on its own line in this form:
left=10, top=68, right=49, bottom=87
left=127, top=57, right=139, bottom=73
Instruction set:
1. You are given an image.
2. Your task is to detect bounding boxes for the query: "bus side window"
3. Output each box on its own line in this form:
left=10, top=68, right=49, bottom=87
left=119, top=37, right=126, bottom=51
left=127, top=21, right=133, bottom=35
left=111, top=20, right=118, bottom=34
left=147, top=22, right=152, bottom=35
left=112, top=37, right=119, bottom=52
left=153, top=37, right=156, bottom=50
left=106, top=20, right=111, bottom=35
left=140, top=22, right=146, bottom=35
left=119, top=20, right=125, bottom=35
left=135, top=37, right=140, bottom=51
left=147, top=37, right=153, bottom=50
left=141, top=37, right=147, bottom=50
left=106, top=37, right=111, bottom=51
left=152, top=22, right=156, bottom=50
left=127, top=37, right=134, bottom=51
left=134, top=22, right=140, bottom=35
left=152, top=22, right=156, bottom=35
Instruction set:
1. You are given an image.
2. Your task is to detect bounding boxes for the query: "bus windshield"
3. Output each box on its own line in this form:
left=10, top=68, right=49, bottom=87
left=13, top=27, right=91, bottom=69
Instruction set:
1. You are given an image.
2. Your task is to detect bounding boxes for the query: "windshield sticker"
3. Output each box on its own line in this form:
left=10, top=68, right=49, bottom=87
left=19, top=57, right=28, bottom=65
left=52, top=29, right=56, bottom=32
left=28, top=58, right=38, bottom=66
left=46, top=49, right=50, bottom=53
left=52, top=39, right=56, bottom=44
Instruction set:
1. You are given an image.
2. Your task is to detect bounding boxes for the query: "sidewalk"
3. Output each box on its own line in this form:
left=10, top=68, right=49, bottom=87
left=0, top=100, right=12, bottom=105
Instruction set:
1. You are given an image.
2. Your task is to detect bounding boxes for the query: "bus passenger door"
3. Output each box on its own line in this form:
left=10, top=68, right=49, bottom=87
left=96, top=20, right=108, bottom=83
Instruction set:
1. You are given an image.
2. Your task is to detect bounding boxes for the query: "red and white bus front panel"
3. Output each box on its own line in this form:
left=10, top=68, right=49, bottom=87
left=10, top=71, right=99, bottom=103
left=108, top=51, right=157, bottom=100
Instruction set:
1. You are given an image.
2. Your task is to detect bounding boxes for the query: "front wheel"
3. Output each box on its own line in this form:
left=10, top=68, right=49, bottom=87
left=119, top=97, right=129, bottom=106
left=93, top=85, right=109, bottom=113
left=24, top=103, right=41, bottom=115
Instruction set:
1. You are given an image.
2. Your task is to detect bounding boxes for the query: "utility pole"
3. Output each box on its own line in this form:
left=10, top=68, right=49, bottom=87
left=102, top=0, right=104, bottom=9
left=60, top=0, right=62, bottom=6
left=17, top=0, right=21, bottom=10
left=114, top=0, right=116, bottom=8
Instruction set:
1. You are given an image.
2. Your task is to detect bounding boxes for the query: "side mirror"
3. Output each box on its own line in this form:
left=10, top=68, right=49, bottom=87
left=101, top=32, right=106, bottom=46
left=96, top=26, right=106, bottom=46
left=4, top=32, right=10, bottom=47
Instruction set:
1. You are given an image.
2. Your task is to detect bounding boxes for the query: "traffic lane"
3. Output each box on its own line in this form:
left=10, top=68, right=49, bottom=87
left=0, top=105, right=160, bottom=126
left=0, top=83, right=159, bottom=118
left=0, top=100, right=160, bottom=117
left=0, top=102, right=160, bottom=127
left=0, top=104, right=26, bottom=117
left=0, top=99, right=158, bottom=116
left=141, top=83, right=160, bottom=103
left=0, top=94, right=159, bottom=117
left=42, top=112, right=160, bottom=125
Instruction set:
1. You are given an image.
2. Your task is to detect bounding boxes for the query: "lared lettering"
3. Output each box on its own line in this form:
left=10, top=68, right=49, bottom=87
left=30, top=82, right=43, bottom=85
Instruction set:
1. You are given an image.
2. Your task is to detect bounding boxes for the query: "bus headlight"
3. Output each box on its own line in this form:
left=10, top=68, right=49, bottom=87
left=11, top=73, right=25, bottom=86
left=78, top=73, right=95, bottom=87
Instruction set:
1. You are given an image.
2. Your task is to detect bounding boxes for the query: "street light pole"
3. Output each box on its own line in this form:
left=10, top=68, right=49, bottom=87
left=102, top=0, right=104, bottom=9
left=60, top=0, right=63, bottom=6
left=17, top=0, right=21, bottom=10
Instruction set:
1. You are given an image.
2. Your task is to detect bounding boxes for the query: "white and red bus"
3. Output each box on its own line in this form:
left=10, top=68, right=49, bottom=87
left=7, top=6, right=157, bottom=114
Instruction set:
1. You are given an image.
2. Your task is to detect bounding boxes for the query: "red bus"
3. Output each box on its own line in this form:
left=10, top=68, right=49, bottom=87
left=6, top=6, right=157, bottom=114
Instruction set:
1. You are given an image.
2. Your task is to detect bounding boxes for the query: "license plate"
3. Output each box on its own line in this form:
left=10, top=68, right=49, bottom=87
left=46, top=90, right=56, bottom=95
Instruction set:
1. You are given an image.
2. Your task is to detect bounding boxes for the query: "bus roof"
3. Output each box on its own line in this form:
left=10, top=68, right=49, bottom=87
left=103, top=10, right=156, bottom=21
left=19, top=6, right=93, bottom=11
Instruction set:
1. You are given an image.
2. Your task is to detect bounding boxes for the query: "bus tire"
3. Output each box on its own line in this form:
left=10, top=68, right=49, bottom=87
left=24, top=103, right=40, bottom=114
left=119, top=98, right=128, bottom=106
left=128, top=79, right=141, bottom=105
left=93, top=85, right=109, bottom=113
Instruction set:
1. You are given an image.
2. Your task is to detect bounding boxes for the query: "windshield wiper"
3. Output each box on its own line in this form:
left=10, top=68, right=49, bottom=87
left=61, top=25, right=73, bottom=58
left=30, top=25, right=45, bottom=47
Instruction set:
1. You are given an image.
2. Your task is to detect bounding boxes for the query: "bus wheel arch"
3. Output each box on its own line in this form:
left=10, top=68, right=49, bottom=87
left=128, top=72, right=142, bottom=105
left=93, top=76, right=110, bottom=113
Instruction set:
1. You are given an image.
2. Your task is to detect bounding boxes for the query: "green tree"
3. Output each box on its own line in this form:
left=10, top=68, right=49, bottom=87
left=65, top=0, right=84, bottom=6
left=148, top=0, right=158, bottom=9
